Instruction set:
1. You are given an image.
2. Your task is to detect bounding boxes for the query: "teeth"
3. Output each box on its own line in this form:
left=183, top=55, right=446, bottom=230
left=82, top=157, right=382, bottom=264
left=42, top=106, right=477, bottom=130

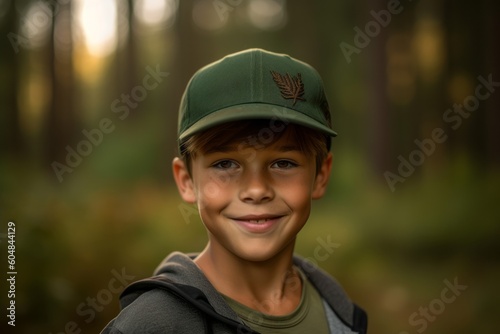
left=249, top=219, right=270, bottom=223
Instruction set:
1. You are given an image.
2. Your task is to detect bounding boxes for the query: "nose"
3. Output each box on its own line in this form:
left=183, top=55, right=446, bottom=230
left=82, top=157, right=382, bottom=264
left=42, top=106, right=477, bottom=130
left=238, top=169, right=274, bottom=204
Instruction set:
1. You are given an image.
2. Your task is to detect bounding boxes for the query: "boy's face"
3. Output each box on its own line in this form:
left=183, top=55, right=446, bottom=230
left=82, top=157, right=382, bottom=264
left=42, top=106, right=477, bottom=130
left=173, top=132, right=332, bottom=263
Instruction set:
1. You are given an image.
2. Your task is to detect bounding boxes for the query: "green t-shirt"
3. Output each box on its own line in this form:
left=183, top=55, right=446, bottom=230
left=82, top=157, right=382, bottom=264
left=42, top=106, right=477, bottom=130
left=221, top=268, right=330, bottom=333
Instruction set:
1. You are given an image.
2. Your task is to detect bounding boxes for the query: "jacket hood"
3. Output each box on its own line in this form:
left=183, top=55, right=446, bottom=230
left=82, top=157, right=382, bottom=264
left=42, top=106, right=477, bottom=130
left=153, top=252, right=243, bottom=322
left=118, top=252, right=367, bottom=334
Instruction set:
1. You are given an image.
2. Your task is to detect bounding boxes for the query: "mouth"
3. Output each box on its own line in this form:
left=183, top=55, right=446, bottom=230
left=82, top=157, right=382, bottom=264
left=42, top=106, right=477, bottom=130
left=233, top=215, right=283, bottom=222
left=230, top=214, right=285, bottom=233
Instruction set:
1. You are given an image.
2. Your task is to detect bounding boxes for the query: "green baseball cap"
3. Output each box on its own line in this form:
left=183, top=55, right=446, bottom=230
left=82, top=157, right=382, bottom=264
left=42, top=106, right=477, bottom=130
left=178, top=48, right=337, bottom=146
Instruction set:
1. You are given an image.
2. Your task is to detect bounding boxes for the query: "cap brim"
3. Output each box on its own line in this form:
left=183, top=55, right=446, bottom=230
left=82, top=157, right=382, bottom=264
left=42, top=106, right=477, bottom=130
left=178, top=103, right=337, bottom=142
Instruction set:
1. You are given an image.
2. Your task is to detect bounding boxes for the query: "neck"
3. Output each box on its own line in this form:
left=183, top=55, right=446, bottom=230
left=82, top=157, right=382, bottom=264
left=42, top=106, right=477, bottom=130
left=194, top=240, right=302, bottom=315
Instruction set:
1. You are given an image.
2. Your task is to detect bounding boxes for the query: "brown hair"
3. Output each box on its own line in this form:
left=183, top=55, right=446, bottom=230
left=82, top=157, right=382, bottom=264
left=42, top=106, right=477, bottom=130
left=180, top=119, right=330, bottom=175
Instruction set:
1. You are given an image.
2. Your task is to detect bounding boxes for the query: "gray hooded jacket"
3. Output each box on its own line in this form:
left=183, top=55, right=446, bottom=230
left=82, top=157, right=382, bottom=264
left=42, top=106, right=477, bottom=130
left=101, top=252, right=367, bottom=333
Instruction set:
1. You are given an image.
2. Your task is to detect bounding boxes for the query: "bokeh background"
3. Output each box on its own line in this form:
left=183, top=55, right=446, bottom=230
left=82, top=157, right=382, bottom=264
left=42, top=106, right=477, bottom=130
left=1, top=0, right=499, bottom=333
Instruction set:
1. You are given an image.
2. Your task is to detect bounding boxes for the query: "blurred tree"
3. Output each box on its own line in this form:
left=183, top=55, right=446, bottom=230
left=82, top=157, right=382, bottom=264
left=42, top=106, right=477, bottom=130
left=171, top=0, right=211, bottom=99
left=286, top=1, right=322, bottom=66
left=443, top=0, right=485, bottom=164
left=409, top=0, right=448, bottom=173
left=116, top=0, right=138, bottom=106
left=0, top=0, right=24, bottom=160
left=168, top=0, right=212, bottom=152
left=363, top=0, right=391, bottom=177
left=45, top=0, right=79, bottom=170
left=484, top=1, right=500, bottom=166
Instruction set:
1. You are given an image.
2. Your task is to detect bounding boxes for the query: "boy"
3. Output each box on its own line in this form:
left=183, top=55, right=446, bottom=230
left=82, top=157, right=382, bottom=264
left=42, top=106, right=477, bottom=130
left=102, top=48, right=367, bottom=333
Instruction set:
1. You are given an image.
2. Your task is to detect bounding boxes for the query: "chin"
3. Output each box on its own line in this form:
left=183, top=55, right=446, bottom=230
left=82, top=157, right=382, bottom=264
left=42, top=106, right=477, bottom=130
left=231, top=243, right=290, bottom=263
left=239, top=252, right=275, bottom=263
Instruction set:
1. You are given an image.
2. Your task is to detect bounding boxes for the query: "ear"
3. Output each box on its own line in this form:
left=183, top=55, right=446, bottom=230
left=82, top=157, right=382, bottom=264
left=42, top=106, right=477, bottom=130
left=172, top=157, right=197, bottom=204
left=312, top=153, right=333, bottom=199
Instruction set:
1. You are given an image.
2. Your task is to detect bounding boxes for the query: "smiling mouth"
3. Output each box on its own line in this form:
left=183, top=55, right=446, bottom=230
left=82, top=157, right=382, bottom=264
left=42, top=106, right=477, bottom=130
left=238, top=218, right=275, bottom=224
left=229, top=215, right=286, bottom=234
left=232, top=215, right=284, bottom=223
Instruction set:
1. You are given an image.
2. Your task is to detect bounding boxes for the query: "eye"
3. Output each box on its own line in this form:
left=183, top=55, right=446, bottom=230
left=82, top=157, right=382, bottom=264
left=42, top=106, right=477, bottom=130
left=212, top=160, right=238, bottom=169
left=271, top=160, right=298, bottom=169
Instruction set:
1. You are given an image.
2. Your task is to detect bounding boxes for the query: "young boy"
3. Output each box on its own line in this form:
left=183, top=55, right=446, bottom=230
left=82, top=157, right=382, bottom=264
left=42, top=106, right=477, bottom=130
left=102, top=48, right=367, bottom=333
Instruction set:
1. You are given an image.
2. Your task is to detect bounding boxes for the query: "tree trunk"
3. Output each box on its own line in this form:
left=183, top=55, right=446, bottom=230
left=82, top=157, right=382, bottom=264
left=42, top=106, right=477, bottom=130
left=0, top=0, right=24, bottom=159
left=44, top=1, right=78, bottom=170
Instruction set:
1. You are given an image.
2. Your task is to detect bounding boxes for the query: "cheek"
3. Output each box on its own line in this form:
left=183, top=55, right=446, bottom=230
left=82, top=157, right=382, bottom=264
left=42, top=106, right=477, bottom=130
left=279, top=173, right=314, bottom=200
left=274, top=178, right=313, bottom=219
left=197, top=181, right=223, bottom=202
left=194, top=174, right=234, bottom=210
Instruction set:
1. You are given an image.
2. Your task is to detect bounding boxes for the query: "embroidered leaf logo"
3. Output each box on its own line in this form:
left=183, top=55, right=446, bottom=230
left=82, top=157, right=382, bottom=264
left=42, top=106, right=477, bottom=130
left=270, top=71, right=306, bottom=106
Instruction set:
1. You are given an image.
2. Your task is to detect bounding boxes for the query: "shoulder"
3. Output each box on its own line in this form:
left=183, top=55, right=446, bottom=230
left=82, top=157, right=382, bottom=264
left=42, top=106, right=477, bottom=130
left=293, top=256, right=352, bottom=306
left=294, top=256, right=368, bottom=333
left=102, top=288, right=207, bottom=334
